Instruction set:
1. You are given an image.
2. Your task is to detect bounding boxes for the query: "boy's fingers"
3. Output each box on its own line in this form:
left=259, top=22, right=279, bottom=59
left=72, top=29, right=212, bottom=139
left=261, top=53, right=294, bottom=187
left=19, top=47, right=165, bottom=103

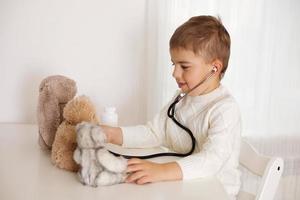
left=126, top=171, right=146, bottom=183
left=136, top=176, right=150, bottom=185
left=126, top=164, right=142, bottom=173
left=127, top=158, right=142, bottom=165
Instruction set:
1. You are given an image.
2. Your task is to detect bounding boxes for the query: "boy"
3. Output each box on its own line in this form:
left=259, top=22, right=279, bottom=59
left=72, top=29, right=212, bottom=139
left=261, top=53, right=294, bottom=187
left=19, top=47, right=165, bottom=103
left=101, top=15, right=241, bottom=199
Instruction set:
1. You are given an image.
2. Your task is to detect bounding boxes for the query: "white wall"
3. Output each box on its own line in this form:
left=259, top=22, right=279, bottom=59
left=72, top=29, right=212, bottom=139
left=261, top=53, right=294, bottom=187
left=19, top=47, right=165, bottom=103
left=0, top=0, right=147, bottom=125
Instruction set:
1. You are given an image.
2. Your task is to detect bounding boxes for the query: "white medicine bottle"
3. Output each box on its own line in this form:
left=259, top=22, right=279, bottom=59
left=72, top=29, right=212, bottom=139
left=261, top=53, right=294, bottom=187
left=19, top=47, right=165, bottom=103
left=101, top=106, right=118, bottom=127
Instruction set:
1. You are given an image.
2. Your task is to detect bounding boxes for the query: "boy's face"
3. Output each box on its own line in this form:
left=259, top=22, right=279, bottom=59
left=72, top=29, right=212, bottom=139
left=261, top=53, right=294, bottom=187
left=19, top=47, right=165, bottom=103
left=170, top=48, right=219, bottom=96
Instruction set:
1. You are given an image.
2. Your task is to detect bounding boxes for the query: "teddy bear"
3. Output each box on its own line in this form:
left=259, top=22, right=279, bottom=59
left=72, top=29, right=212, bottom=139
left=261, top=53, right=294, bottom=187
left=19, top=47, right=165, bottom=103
left=37, top=75, right=126, bottom=176
left=73, top=122, right=127, bottom=186
left=51, top=95, right=100, bottom=172
left=37, top=75, right=77, bottom=150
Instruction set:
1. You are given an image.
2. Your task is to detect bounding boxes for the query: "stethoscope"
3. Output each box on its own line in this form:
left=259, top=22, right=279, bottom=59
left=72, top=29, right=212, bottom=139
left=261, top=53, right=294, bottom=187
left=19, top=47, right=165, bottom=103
left=109, top=66, right=218, bottom=159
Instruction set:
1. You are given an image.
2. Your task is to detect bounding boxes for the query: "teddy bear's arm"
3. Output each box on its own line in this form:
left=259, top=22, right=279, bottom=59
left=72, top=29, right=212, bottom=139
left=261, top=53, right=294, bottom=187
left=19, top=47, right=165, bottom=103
left=96, top=149, right=127, bottom=173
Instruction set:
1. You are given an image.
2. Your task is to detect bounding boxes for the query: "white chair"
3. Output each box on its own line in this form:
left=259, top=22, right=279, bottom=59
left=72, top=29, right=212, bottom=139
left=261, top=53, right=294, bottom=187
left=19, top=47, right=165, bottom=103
left=237, top=140, right=284, bottom=200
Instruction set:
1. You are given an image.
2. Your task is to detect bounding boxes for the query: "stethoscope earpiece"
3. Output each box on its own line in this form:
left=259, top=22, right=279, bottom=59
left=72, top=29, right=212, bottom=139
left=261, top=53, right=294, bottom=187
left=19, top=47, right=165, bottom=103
left=212, top=66, right=218, bottom=73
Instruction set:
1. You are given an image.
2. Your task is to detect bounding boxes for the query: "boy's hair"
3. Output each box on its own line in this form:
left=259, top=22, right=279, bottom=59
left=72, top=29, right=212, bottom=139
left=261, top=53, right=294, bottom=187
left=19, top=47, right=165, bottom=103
left=169, top=15, right=231, bottom=79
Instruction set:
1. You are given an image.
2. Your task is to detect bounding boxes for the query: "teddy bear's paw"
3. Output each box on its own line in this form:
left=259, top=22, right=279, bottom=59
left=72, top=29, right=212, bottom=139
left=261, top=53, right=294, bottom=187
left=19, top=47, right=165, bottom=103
left=77, top=171, right=84, bottom=184
left=76, top=122, right=106, bottom=148
left=79, top=170, right=95, bottom=186
left=77, top=170, right=93, bottom=186
left=75, top=148, right=105, bottom=186
left=96, top=149, right=127, bottom=173
left=96, top=171, right=124, bottom=186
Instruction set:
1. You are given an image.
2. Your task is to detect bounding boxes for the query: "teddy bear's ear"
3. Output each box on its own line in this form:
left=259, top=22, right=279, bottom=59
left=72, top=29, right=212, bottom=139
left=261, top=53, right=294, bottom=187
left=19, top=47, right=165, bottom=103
left=37, top=84, right=60, bottom=149
left=39, top=78, right=48, bottom=93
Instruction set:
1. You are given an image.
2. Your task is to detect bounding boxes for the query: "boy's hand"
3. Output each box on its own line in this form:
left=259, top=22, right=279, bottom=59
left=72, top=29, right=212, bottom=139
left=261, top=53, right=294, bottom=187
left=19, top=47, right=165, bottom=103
left=125, top=158, right=182, bottom=184
left=99, top=125, right=123, bottom=145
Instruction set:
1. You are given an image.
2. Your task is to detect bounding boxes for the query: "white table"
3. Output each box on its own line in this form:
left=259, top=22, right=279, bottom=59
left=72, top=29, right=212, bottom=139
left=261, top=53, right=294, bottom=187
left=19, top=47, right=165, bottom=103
left=0, top=124, right=230, bottom=200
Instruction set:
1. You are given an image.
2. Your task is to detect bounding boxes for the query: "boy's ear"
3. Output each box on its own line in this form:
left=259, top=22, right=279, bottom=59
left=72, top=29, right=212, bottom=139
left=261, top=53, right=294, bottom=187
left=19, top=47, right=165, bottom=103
left=212, top=59, right=223, bottom=74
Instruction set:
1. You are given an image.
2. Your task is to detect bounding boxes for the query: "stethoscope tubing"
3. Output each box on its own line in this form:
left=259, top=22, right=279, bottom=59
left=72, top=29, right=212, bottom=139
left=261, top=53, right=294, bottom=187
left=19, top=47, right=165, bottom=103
left=109, top=98, right=196, bottom=159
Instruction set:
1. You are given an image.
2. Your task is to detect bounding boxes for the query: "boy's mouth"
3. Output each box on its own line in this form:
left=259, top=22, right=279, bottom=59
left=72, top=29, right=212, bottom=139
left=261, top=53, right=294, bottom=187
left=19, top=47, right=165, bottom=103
left=177, top=82, right=187, bottom=88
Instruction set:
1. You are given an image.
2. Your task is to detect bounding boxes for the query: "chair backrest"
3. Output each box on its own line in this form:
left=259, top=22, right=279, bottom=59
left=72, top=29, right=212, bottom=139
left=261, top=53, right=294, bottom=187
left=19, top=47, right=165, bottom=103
left=238, top=140, right=284, bottom=200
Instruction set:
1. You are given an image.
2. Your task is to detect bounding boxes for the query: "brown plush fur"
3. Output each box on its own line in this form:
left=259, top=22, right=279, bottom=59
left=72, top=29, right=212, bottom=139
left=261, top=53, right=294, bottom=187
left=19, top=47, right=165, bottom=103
left=51, top=95, right=99, bottom=172
left=37, top=75, right=77, bottom=150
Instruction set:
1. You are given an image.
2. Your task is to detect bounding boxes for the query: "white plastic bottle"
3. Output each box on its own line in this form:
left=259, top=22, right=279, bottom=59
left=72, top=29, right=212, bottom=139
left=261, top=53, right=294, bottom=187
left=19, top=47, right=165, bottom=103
left=101, top=106, right=118, bottom=127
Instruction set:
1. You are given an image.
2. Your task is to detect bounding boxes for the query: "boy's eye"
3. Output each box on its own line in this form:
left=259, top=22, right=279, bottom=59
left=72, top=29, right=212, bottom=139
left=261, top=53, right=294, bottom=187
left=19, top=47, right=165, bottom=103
left=170, top=63, right=190, bottom=70
left=181, top=65, right=190, bottom=70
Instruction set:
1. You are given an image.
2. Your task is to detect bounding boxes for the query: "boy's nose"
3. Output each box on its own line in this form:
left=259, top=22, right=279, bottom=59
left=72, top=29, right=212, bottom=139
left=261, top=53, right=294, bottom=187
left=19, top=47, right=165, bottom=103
left=172, top=65, right=182, bottom=79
